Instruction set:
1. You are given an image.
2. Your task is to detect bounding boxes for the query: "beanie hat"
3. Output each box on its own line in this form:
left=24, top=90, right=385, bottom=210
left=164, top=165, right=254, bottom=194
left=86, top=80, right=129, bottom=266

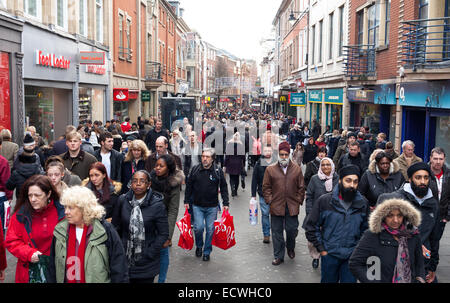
left=338, top=165, right=361, bottom=179
left=278, top=141, right=290, bottom=154
left=407, top=162, right=432, bottom=179
left=23, top=133, right=35, bottom=148
left=347, top=132, right=357, bottom=139
left=127, top=135, right=137, bottom=141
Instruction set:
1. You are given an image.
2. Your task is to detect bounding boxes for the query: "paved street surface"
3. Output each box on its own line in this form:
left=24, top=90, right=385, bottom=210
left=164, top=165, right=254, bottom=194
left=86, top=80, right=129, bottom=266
left=3, top=166, right=450, bottom=283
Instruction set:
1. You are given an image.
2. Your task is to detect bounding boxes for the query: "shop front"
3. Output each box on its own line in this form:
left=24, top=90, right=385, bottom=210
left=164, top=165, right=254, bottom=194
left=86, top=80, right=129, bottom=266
left=23, top=23, right=77, bottom=144
left=0, top=14, right=23, bottom=141
left=308, top=89, right=322, bottom=125
left=113, top=88, right=130, bottom=121
left=324, top=88, right=343, bottom=131
left=399, top=80, right=450, bottom=163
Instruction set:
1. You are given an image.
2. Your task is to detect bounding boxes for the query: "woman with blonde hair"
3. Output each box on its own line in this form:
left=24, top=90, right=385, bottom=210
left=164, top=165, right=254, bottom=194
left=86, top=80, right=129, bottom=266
left=121, top=139, right=150, bottom=194
left=47, top=186, right=128, bottom=283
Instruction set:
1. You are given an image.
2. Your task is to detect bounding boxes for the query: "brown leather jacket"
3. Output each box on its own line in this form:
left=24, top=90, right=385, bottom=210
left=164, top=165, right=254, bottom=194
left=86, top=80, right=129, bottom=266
left=262, top=160, right=305, bottom=216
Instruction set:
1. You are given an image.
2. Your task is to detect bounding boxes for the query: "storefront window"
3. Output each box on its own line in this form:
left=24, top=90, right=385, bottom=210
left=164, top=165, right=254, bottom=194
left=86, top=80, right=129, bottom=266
left=359, top=103, right=381, bottom=134
left=114, top=101, right=128, bottom=122
left=0, top=52, right=11, bottom=131
left=435, top=116, right=450, bottom=167
left=25, top=86, right=54, bottom=144
left=79, top=87, right=92, bottom=125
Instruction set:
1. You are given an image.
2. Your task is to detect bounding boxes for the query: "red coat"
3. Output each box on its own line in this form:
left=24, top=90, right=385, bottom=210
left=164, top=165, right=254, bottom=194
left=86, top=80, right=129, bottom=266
left=0, top=218, right=6, bottom=271
left=5, top=200, right=64, bottom=283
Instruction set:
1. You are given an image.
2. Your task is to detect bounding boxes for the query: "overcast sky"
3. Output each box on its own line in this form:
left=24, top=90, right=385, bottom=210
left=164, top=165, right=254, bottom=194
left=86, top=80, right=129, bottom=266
left=181, top=0, right=282, bottom=63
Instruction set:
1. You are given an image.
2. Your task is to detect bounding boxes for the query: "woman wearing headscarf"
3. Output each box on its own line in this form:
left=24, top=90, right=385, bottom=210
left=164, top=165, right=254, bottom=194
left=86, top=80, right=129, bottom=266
left=112, top=170, right=169, bottom=283
left=349, top=198, right=426, bottom=283
left=150, top=154, right=184, bottom=283
left=47, top=186, right=129, bottom=283
left=302, top=157, right=339, bottom=269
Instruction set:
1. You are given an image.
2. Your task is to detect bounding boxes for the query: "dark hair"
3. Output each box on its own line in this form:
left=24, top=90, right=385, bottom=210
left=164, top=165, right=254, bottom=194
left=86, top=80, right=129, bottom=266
left=349, top=141, right=360, bottom=148
left=88, top=162, right=113, bottom=204
left=375, top=151, right=393, bottom=163
left=45, top=155, right=65, bottom=171
left=131, top=170, right=152, bottom=183
left=15, top=175, right=60, bottom=213
left=156, top=154, right=176, bottom=177
left=99, top=131, right=113, bottom=143
left=125, top=117, right=130, bottom=122
left=318, top=146, right=327, bottom=154
left=431, top=147, right=446, bottom=157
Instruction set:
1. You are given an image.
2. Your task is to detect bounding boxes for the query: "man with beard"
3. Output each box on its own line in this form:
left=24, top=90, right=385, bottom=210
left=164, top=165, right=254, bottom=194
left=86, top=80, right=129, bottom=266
left=305, top=165, right=369, bottom=283
left=262, top=142, right=305, bottom=266
left=377, top=162, right=440, bottom=283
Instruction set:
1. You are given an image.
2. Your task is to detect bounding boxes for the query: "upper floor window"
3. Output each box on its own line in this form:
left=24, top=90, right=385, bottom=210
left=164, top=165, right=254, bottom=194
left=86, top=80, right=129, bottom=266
left=338, top=5, right=344, bottom=56
left=96, top=0, right=103, bottom=43
left=357, top=10, right=364, bottom=45
left=23, top=0, right=42, bottom=20
left=79, top=0, right=87, bottom=36
left=56, top=0, right=68, bottom=30
left=385, top=0, right=391, bottom=45
left=368, top=3, right=380, bottom=47
left=419, top=0, right=428, bottom=20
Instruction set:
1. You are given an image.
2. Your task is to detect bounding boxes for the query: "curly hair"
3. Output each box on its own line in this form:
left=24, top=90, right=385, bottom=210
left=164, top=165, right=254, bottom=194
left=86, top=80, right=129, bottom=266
left=60, top=186, right=105, bottom=225
left=124, top=139, right=150, bottom=162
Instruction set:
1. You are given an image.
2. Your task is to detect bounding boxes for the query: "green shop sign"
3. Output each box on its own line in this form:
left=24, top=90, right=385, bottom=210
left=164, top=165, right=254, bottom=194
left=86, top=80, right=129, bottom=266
left=324, top=88, right=343, bottom=105
left=289, top=92, right=306, bottom=106
left=141, top=90, right=151, bottom=102
left=308, top=90, right=322, bottom=103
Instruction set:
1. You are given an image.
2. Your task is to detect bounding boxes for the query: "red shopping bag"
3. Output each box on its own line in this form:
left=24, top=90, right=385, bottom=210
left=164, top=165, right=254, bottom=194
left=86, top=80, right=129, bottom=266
left=176, top=209, right=194, bottom=250
left=212, top=209, right=236, bottom=250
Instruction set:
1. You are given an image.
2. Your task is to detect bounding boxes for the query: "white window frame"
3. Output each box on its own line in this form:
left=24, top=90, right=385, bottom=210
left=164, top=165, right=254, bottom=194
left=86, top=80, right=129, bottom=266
left=55, top=0, right=68, bottom=30
left=23, top=0, right=42, bottom=21
left=96, top=0, right=104, bottom=43
left=0, top=0, right=7, bottom=9
left=79, top=0, right=88, bottom=36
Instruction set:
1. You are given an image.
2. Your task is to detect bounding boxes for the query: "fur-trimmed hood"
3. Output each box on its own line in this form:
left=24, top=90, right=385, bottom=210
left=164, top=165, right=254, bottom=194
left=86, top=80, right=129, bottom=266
left=81, top=178, right=122, bottom=194
left=368, top=159, right=400, bottom=175
left=369, top=198, right=421, bottom=233
left=168, top=169, right=185, bottom=188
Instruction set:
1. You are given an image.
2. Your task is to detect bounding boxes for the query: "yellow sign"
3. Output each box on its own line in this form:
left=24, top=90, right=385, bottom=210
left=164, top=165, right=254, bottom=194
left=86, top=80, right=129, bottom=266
left=279, top=95, right=287, bottom=102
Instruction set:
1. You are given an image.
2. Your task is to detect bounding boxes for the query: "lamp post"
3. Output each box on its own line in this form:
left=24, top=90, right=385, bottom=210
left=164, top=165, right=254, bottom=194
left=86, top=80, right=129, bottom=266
left=288, top=8, right=309, bottom=27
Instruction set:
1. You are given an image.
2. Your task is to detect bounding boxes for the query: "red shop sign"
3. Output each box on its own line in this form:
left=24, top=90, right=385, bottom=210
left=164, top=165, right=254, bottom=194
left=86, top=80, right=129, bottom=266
left=113, top=88, right=129, bottom=101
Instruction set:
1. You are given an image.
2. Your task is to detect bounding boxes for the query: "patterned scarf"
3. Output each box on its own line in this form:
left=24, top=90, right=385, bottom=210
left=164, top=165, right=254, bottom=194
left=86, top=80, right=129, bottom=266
left=317, top=157, right=335, bottom=192
left=126, top=193, right=147, bottom=266
left=382, top=222, right=419, bottom=283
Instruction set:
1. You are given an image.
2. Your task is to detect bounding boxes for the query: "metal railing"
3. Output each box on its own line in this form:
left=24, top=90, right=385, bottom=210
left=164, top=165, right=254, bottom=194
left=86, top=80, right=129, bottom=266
left=119, top=46, right=132, bottom=60
left=343, top=44, right=376, bottom=79
left=145, top=61, right=162, bottom=81
left=401, top=17, right=450, bottom=70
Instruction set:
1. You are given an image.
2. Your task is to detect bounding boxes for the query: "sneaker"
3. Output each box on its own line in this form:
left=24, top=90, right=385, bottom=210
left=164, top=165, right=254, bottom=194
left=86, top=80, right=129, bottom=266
left=202, top=255, right=210, bottom=261
left=312, top=258, right=319, bottom=269
left=195, top=247, right=202, bottom=257
left=263, top=236, right=270, bottom=243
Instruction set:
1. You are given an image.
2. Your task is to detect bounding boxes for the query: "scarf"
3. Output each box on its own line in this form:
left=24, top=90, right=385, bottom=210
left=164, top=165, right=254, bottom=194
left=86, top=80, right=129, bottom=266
left=126, top=193, right=147, bottom=266
left=66, top=224, right=88, bottom=283
left=382, top=222, right=419, bottom=283
left=318, top=157, right=335, bottom=192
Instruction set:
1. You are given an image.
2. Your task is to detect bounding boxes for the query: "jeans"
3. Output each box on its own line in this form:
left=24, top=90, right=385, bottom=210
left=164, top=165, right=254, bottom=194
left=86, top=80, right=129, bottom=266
left=320, top=254, right=356, bottom=283
left=158, top=247, right=169, bottom=283
left=259, top=196, right=270, bottom=237
left=270, top=205, right=299, bottom=260
left=0, top=196, right=6, bottom=236
left=193, top=205, right=218, bottom=256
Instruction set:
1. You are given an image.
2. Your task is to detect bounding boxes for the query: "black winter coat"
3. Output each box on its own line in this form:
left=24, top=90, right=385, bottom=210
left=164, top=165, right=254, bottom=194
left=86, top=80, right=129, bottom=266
left=338, top=152, right=368, bottom=177
left=83, top=179, right=122, bottom=220
left=251, top=158, right=274, bottom=198
left=120, top=159, right=146, bottom=195
left=358, top=160, right=405, bottom=207
left=112, top=189, right=169, bottom=279
left=429, top=164, right=450, bottom=221
left=303, top=144, right=318, bottom=165
left=304, top=158, right=321, bottom=187
left=7, top=153, right=44, bottom=198
left=304, top=173, right=339, bottom=217
left=349, top=229, right=424, bottom=283
left=224, top=142, right=245, bottom=176
left=145, top=128, right=169, bottom=153
left=94, top=149, right=124, bottom=182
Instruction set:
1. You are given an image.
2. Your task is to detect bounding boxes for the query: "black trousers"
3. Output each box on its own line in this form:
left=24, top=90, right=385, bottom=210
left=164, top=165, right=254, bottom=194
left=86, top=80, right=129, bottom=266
left=270, top=205, right=299, bottom=260
left=229, top=174, right=240, bottom=194
left=130, top=277, right=155, bottom=283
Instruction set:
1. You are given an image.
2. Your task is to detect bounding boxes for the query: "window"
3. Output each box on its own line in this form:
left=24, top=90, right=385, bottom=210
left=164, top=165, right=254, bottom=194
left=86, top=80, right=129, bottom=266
left=23, top=0, right=42, bottom=20
left=318, top=20, right=323, bottom=63
left=118, top=13, right=124, bottom=59
left=96, top=0, right=103, bottom=43
left=311, top=24, right=316, bottom=64
left=56, top=0, right=67, bottom=29
left=329, top=12, right=334, bottom=59
left=338, top=5, right=344, bottom=56
left=0, top=0, right=6, bottom=8
left=419, top=0, right=428, bottom=20
left=126, top=18, right=132, bottom=60
left=368, top=3, right=379, bottom=47
left=385, top=0, right=391, bottom=45
left=357, top=10, right=364, bottom=45
left=79, top=0, right=87, bottom=36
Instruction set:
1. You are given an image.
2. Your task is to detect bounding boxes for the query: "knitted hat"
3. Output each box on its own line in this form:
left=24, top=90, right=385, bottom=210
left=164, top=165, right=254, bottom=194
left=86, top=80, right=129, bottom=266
left=338, top=165, right=361, bottom=179
left=347, top=132, right=357, bottom=139
left=278, top=141, right=290, bottom=154
left=23, top=133, right=35, bottom=147
left=127, top=135, right=137, bottom=141
left=407, top=162, right=432, bottom=179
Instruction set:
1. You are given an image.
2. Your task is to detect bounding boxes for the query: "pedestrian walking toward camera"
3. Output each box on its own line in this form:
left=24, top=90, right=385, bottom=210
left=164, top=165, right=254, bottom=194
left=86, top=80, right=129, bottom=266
left=394, top=140, right=422, bottom=181
left=5, top=175, right=64, bottom=283
left=47, top=186, right=129, bottom=283
left=304, top=146, right=327, bottom=187
left=304, top=165, right=369, bottom=283
left=377, top=162, right=441, bottom=283
left=120, top=139, right=149, bottom=195
left=262, top=142, right=305, bottom=266
left=184, top=148, right=229, bottom=262
left=94, top=131, right=124, bottom=182
left=349, top=198, right=425, bottom=283
left=302, top=157, right=338, bottom=269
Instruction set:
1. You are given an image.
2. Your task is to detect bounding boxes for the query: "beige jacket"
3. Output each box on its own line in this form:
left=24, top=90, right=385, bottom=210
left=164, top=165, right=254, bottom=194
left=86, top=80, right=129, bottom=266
left=394, top=153, right=422, bottom=181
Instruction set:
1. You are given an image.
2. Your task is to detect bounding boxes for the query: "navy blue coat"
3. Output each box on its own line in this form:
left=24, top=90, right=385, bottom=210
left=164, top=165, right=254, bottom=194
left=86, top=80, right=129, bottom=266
left=304, top=185, right=369, bottom=260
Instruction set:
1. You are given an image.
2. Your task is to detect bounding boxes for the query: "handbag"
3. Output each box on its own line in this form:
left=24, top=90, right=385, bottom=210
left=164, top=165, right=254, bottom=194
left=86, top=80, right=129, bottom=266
left=29, top=254, right=50, bottom=283
left=212, top=209, right=236, bottom=250
left=176, top=208, right=194, bottom=250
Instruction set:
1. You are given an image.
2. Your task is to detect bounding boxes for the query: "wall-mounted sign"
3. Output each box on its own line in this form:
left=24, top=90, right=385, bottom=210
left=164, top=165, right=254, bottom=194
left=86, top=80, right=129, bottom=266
left=279, top=95, right=288, bottom=102
left=79, top=51, right=105, bottom=65
left=308, top=89, right=322, bottom=103
left=86, top=64, right=106, bottom=75
left=113, top=88, right=129, bottom=101
left=324, top=88, right=344, bottom=105
left=141, top=90, right=151, bottom=102
left=289, top=92, right=306, bottom=106
left=399, top=80, right=450, bottom=109
left=348, top=88, right=374, bottom=103
left=35, top=50, right=70, bottom=69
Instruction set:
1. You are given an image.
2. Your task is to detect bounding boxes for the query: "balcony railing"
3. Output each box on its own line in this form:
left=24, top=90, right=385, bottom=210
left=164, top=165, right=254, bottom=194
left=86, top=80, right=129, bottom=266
left=401, top=17, right=450, bottom=70
left=343, top=44, right=376, bottom=79
left=119, top=47, right=132, bottom=60
left=145, top=61, right=162, bottom=81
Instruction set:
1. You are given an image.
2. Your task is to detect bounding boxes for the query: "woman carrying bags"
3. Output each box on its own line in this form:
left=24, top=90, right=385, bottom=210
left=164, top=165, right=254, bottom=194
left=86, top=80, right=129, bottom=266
left=5, top=175, right=65, bottom=283
left=47, top=186, right=129, bottom=283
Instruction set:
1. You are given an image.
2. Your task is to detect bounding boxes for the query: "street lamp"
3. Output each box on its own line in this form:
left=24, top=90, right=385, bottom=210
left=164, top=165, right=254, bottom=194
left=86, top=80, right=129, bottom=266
left=288, top=9, right=309, bottom=26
